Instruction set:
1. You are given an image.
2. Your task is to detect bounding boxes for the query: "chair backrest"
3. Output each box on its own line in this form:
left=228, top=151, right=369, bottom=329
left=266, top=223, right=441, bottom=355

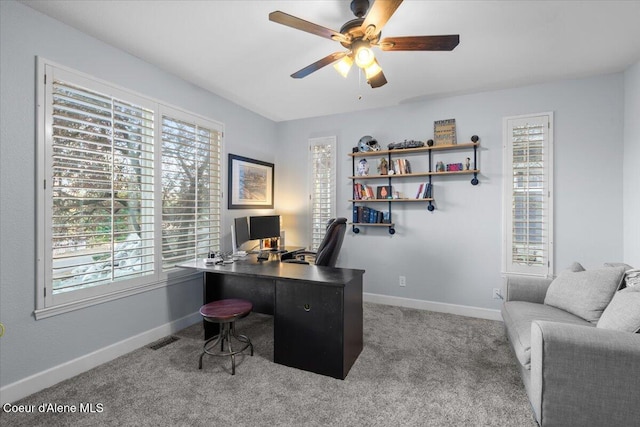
left=313, top=217, right=347, bottom=267
left=314, top=218, right=336, bottom=254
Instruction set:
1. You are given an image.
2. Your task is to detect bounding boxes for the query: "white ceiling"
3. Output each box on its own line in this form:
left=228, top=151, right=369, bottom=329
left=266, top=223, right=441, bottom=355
left=20, top=0, right=640, bottom=122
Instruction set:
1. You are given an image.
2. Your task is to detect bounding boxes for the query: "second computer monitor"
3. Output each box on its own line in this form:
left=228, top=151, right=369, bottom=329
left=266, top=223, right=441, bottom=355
left=249, top=215, right=280, bottom=241
left=233, top=216, right=250, bottom=249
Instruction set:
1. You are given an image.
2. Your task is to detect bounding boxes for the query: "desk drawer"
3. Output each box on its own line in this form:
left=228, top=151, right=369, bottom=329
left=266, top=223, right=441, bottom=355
left=274, top=280, right=344, bottom=379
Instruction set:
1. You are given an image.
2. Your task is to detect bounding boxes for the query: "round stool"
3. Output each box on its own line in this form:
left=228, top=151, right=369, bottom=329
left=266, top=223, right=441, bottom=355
left=198, top=298, right=254, bottom=375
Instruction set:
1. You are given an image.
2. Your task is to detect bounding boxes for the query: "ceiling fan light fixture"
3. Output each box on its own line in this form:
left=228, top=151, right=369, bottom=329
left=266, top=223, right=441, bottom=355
left=367, top=69, right=387, bottom=88
left=354, top=44, right=375, bottom=68
left=364, top=59, right=382, bottom=79
left=333, top=55, right=354, bottom=78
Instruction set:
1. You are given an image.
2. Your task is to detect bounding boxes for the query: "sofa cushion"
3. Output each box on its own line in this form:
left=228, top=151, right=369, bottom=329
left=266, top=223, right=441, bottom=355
left=604, top=263, right=638, bottom=289
left=544, top=266, right=626, bottom=323
left=596, top=286, right=640, bottom=333
left=501, top=301, right=592, bottom=369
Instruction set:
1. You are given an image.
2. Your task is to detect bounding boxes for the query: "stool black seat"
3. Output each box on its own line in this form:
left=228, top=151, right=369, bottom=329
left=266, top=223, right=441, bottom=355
left=198, top=298, right=253, bottom=375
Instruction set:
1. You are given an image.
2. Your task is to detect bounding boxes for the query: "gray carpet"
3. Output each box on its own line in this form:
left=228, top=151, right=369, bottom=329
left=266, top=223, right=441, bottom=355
left=2, top=303, right=536, bottom=426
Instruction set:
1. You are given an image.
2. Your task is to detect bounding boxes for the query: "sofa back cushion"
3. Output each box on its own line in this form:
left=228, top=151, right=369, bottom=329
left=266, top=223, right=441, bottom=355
left=597, top=286, right=640, bottom=333
left=544, top=266, right=625, bottom=323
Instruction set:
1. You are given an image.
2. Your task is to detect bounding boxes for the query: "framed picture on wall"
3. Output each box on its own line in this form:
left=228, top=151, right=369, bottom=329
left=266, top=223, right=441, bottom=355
left=228, top=154, right=274, bottom=209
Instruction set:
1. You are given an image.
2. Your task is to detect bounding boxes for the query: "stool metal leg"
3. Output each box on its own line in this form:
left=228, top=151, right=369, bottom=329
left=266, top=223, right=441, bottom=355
left=199, top=332, right=223, bottom=370
left=231, top=323, right=254, bottom=356
left=199, top=320, right=253, bottom=375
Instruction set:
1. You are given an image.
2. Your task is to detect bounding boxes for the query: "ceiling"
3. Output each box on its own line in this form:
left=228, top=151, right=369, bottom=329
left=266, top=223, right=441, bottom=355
left=20, top=0, right=640, bottom=122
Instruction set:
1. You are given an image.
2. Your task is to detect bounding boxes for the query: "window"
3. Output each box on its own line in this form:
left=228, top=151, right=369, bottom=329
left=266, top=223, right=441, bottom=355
left=503, top=113, right=554, bottom=277
left=161, top=110, right=221, bottom=270
left=37, top=60, right=222, bottom=316
left=308, top=137, right=337, bottom=251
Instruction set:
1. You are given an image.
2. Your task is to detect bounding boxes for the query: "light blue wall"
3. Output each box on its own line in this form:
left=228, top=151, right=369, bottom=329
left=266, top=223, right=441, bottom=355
left=624, top=61, right=640, bottom=266
left=275, top=74, right=626, bottom=308
left=0, top=1, right=277, bottom=389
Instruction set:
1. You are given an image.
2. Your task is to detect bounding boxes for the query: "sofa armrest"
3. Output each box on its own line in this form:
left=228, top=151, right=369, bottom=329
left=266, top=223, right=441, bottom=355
left=505, top=275, right=553, bottom=303
left=530, top=321, right=640, bottom=426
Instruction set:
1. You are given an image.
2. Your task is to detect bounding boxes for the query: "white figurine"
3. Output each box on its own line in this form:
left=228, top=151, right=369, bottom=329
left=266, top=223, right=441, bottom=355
left=358, top=159, right=369, bottom=176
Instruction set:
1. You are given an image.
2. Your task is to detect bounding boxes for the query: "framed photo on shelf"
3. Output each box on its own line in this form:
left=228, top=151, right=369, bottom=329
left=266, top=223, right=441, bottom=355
left=228, top=154, right=274, bottom=209
left=376, top=185, right=393, bottom=199
left=434, top=118, right=457, bottom=145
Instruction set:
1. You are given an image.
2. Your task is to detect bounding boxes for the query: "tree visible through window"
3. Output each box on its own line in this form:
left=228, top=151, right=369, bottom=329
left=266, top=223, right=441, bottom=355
left=38, top=61, right=222, bottom=314
left=50, top=79, right=155, bottom=293
left=161, top=114, right=221, bottom=270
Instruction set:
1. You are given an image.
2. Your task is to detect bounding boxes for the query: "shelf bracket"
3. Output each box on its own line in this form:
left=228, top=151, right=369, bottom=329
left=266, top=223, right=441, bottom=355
left=471, top=141, right=479, bottom=185
left=428, top=150, right=435, bottom=211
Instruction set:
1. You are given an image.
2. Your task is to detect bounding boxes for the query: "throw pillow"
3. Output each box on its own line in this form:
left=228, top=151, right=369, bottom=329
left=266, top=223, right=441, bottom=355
left=604, top=262, right=634, bottom=270
left=544, top=265, right=626, bottom=323
left=597, top=286, right=640, bottom=333
left=604, top=263, right=637, bottom=289
left=624, top=269, right=640, bottom=288
left=568, top=262, right=586, bottom=272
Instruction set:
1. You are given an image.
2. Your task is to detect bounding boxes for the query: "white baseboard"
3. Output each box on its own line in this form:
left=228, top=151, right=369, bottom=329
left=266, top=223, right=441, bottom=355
left=0, top=312, right=201, bottom=404
left=364, top=292, right=502, bottom=321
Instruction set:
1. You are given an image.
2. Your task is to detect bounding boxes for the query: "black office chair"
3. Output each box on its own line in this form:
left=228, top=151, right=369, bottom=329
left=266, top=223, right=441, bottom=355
left=281, top=217, right=347, bottom=267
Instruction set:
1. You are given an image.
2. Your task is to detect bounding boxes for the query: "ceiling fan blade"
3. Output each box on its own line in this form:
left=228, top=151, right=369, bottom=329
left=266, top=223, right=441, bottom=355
left=368, top=70, right=388, bottom=88
left=269, top=11, right=349, bottom=43
left=291, top=52, right=348, bottom=79
left=379, top=35, right=460, bottom=51
left=361, top=0, right=403, bottom=38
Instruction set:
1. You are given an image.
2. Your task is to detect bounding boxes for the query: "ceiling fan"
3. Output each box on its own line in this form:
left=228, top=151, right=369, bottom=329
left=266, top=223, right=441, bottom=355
left=268, top=0, right=459, bottom=88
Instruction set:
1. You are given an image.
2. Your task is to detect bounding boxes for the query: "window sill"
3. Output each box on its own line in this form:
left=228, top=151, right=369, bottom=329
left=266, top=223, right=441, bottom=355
left=34, top=271, right=201, bottom=320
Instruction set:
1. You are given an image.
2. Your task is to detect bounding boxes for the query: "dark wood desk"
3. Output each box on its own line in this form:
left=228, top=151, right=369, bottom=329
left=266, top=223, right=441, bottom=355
left=178, top=256, right=364, bottom=379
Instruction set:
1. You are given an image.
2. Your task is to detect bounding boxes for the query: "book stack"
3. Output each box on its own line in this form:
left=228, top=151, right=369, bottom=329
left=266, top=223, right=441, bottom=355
left=353, top=206, right=391, bottom=224
left=415, top=182, right=433, bottom=199
left=392, top=158, right=411, bottom=175
left=353, top=183, right=375, bottom=200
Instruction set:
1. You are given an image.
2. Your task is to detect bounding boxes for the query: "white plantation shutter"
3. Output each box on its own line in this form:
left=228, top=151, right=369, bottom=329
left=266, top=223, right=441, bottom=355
left=503, top=113, right=554, bottom=276
left=161, top=112, right=222, bottom=269
left=37, top=60, right=223, bottom=315
left=309, top=137, right=337, bottom=251
left=48, top=77, right=155, bottom=296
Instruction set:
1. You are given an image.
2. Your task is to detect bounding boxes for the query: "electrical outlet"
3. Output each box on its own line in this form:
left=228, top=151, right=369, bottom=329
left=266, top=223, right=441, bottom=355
left=493, top=288, right=502, bottom=300
left=399, top=276, right=406, bottom=287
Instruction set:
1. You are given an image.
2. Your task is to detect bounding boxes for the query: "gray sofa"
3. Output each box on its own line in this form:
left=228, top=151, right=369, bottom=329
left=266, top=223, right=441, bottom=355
left=501, top=266, right=640, bottom=427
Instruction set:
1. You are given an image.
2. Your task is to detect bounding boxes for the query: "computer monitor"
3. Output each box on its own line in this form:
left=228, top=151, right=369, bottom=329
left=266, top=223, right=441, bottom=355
left=232, top=216, right=250, bottom=253
left=249, top=215, right=281, bottom=241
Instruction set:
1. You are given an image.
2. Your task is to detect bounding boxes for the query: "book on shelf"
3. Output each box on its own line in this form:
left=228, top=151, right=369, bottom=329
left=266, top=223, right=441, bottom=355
left=353, top=183, right=375, bottom=200
left=416, top=182, right=432, bottom=199
left=352, top=206, right=390, bottom=224
left=392, top=158, right=411, bottom=175
left=423, top=182, right=432, bottom=199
